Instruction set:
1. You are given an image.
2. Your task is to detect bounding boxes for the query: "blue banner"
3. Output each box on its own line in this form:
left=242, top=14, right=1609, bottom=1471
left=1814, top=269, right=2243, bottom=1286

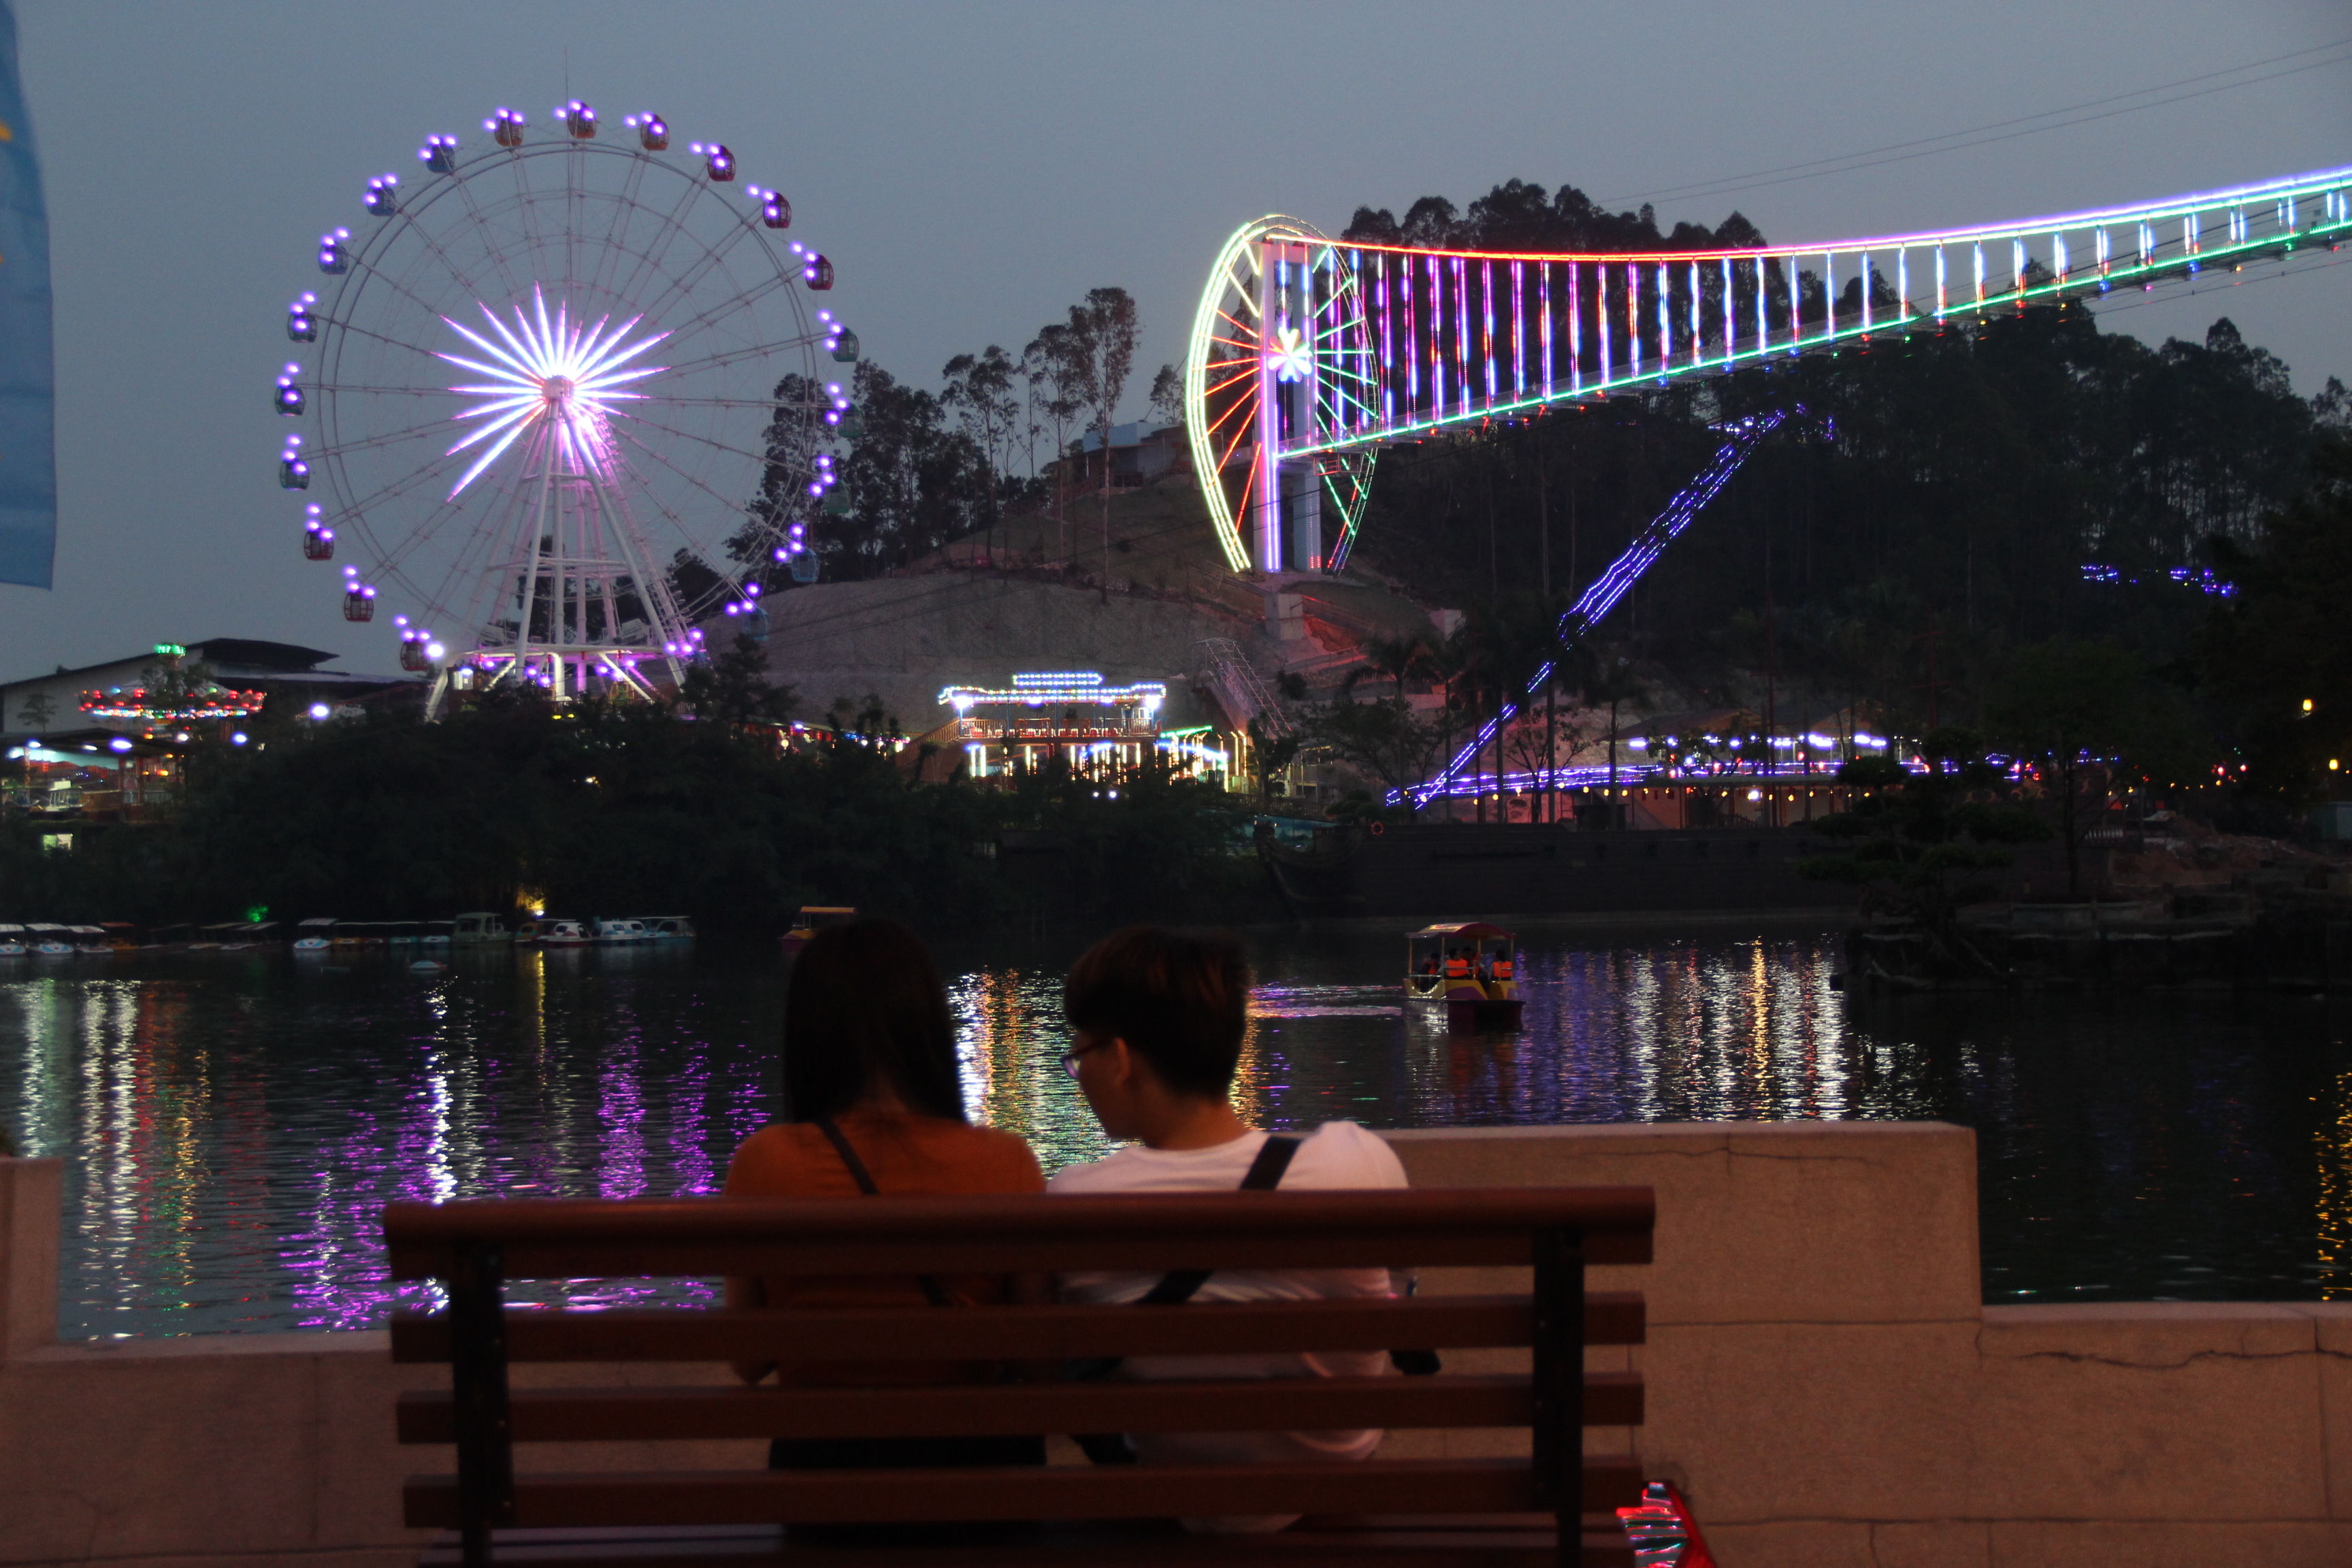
left=0, top=0, right=52, bottom=589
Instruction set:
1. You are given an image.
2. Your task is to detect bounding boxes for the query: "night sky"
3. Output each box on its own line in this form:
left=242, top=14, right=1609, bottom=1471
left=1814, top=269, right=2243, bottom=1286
left=1, top=0, right=2345, bottom=676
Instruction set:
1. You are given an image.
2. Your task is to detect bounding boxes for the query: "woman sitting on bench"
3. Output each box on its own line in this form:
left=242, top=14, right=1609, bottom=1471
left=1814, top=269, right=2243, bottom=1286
left=723, top=917, right=1046, bottom=1482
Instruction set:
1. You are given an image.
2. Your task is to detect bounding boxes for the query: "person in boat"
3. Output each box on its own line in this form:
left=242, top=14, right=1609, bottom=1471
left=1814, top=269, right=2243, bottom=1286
left=723, top=917, right=1045, bottom=1523
left=1050, top=926, right=1409, bottom=1531
left=1444, top=946, right=1471, bottom=981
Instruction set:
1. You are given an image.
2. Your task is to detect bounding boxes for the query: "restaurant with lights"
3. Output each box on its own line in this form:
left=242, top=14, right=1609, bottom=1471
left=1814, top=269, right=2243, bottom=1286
left=926, top=670, right=1236, bottom=787
left=0, top=639, right=408, bottom=819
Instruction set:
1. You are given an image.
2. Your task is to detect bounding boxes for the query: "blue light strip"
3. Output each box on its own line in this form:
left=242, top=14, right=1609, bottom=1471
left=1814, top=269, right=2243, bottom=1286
left=1403, top=408, right=1795, bottom=806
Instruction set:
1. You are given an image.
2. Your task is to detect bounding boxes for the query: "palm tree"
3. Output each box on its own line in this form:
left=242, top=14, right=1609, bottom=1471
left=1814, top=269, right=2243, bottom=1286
left=1580, top=657, right=1648, bottom=822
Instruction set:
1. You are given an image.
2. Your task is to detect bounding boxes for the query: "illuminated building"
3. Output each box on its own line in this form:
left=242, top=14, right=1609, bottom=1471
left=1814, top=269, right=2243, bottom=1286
left=935, top=670, right=1232, bottom=785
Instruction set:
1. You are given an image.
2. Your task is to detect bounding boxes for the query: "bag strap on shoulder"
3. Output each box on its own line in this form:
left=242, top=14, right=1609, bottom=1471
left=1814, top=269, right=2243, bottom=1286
left=814, top=1115, right=953, bottom=1309
left=1132, top=1134, right=1299, bottom=1308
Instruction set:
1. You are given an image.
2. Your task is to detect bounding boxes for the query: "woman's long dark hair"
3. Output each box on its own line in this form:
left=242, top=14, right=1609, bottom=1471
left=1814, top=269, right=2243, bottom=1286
left=781, top=919, right=967, bottom=1123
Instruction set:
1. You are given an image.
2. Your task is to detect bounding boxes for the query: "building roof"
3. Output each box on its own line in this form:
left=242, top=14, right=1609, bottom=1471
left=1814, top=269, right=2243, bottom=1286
left=1077, top=420, right=1181, bottom=454
left=186, top=638, right=340, bottom=671
left=1, top=637, right=342, bottom=689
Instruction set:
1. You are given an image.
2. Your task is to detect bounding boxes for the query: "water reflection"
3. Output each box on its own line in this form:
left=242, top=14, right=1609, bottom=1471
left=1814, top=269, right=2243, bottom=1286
left=1, top=921, right=2348, bottom=1337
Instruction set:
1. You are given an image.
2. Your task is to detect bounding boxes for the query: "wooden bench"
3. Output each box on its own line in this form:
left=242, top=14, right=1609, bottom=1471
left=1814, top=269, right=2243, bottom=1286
left=386, top=1185, right=1656, bottom=1567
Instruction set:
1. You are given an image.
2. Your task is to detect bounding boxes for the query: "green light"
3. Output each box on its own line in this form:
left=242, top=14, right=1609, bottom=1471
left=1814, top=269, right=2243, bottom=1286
left=244, top=904, right=269, bottom=924
left=154, top=643, right=186, bottom=657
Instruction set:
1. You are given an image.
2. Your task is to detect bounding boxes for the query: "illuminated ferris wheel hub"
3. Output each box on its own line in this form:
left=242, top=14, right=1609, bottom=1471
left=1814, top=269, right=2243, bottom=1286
left=274, top=99, right=852, bottom=710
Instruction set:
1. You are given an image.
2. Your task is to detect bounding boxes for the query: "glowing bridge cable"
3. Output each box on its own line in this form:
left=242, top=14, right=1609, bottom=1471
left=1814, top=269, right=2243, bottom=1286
left=1401, top=408, right=1801, bottom=807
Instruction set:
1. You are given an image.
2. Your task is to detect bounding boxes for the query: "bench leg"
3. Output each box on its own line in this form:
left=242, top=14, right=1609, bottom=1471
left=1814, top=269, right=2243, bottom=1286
left=450, top=1241, right=515, bottom=1567
left=1531, top=1226, right=1585, bottom=1568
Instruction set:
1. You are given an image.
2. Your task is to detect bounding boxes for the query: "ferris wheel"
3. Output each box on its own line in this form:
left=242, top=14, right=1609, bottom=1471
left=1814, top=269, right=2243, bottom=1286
left=1183, top=216, right=1377, bottom=576
left=274, top=99, right=854, bottom=708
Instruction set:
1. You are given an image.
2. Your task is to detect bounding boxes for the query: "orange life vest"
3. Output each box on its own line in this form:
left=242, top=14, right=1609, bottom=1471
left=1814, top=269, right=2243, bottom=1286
left=1492, top=958, right=1514, bottom=980
left=1444, top=955, right=1469, bottom=979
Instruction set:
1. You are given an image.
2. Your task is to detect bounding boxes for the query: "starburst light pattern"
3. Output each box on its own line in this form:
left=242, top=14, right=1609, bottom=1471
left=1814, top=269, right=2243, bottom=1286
left=1269, top=323, right=1311, bottom=383
left=436, top=285, right=670, bottom=497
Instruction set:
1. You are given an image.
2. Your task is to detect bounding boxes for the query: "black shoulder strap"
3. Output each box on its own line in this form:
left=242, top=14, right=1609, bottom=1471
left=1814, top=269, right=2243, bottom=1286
left=1133, top=1134, right=1300, bottom=1308
left=813, top=1115, right=880, bottom=1194
left=814, top=1115, right=953, bottom=1309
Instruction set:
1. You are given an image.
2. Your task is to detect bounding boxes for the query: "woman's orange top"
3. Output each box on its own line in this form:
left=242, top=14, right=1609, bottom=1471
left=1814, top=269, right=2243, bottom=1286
left=722, top=1109, right=1043, bottom=1384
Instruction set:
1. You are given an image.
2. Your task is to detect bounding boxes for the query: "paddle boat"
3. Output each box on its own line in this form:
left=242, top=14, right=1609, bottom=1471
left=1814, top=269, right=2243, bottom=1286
left=518, top=917, right=593, bottom=948
left=643, top=915, right=696, bottom=942
left=450, top=912, right=510, bottom=945
left=1403, top=921, right=1524, bottom=1029
left=0, top=924, right=24, bottom=958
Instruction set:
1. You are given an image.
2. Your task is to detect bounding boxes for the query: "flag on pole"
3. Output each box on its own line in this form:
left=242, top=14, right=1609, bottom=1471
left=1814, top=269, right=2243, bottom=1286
left=0, top=0, right=54, bottom=589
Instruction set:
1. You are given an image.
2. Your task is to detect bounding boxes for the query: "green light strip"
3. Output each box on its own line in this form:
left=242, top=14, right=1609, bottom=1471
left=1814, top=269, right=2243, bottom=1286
left=1292, top=209, right=2350, bottom=458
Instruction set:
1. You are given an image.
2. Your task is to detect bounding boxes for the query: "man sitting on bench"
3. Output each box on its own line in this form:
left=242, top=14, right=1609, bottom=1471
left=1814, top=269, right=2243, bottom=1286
left=1049, top=926, right=1410, bottom=1531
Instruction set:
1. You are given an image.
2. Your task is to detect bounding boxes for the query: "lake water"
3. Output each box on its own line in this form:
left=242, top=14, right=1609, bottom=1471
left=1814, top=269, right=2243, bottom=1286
left=2, top=918, right=2347, bottom=1339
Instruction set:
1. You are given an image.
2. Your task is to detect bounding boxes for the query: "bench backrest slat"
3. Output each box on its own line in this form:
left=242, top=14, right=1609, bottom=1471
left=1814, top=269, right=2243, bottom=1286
left=405, top=1456, right=1651, bottom=1531
left=382, top=1188, right=1655, bottom=1280
left=397, top=1369, right=1648, bottom=1444
left=389, top=1292, right=1647, bottom=1363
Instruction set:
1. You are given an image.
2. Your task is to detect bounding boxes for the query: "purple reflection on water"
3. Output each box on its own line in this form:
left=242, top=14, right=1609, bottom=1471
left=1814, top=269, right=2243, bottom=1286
left=9, top=928, right=2352, bottom=1335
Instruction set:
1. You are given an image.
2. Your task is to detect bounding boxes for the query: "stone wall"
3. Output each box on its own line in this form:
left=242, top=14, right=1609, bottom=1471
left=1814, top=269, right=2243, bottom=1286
left=1, top=1124, right=2345, bottom=1567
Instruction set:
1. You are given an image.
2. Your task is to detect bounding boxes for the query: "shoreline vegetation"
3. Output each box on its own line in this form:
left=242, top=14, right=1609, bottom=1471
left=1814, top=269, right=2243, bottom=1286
left=0, top=690, right=1264, bottom=938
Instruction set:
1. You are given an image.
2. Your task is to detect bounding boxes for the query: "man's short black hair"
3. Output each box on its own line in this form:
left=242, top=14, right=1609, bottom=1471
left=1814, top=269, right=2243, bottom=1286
left=1063, top=926, right=1249, bottom=1100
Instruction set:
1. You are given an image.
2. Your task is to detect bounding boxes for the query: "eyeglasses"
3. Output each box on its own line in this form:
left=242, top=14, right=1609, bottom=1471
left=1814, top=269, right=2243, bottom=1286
left=1058, top=1039, right=1109, bottom=1080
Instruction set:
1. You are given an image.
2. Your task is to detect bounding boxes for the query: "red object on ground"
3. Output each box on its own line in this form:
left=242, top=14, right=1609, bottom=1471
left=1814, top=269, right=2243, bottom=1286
left=1616, top=1480, right=1718, bottom=1567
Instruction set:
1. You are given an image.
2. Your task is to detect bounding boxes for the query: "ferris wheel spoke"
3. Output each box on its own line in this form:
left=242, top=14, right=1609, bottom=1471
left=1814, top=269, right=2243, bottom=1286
left=376, top=205, right=502, bottom=314
left=604, top=177, right=705, bottom=320
left=646, top=270, right=800, bottom=355
left=328, top=445, right=475, bottom=538
left=338, top=248, right=495, bottom=356
left=365, top=478, right=491, bottom=587
left=444, top=169, right=529, bottom=304
left=316, top=312, right=466, bottom=372
left=312, top=406, right=463, bottom=460
left=647, top=330, right=826, bottom=381
left=634, top=216, right=759, bottom=329
left=585, top=152, right=651, bottom=307
left=317, top=382, right=477, bottom=399
left=603, top=440, right=748, bottom=594
left=605, top=422, right=771, bottom=541
left=614, top=404, right=813, bottom=475
left=632, top=393, right=828, bottom=412
left=504, top=146, right=553, bottom=280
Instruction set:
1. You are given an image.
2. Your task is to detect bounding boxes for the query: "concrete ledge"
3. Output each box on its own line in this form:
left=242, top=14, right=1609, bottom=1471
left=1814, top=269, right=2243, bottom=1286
left=3, top=1126, right=2345, bottom=1567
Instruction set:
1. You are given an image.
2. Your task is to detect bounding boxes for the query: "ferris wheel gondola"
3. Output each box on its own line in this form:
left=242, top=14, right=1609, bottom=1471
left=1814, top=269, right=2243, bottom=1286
left=274, top=100, right=855, bottom=710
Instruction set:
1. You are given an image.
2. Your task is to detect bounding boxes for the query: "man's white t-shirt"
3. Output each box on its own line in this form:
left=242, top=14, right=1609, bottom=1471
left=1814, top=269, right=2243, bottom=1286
left=1047, top=1120, right=1409, bottom=1513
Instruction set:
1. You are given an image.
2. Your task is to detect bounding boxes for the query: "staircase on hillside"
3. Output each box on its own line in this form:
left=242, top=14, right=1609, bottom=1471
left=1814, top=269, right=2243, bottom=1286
left=1192, top=638, right=1292, bottom=737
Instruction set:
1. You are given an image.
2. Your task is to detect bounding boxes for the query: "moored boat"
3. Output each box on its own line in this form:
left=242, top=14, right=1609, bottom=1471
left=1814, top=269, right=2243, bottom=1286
left=524, top=918, right=592, bottom=947
left=451, top=912, right=510, bottom=945
left=1404, top=921, right=1524, bottom=1029
left=0, top=924, right=24, bottom=957
left=591, top=917, right=649, bottom=945
left=780, top=906, right=855, bottom=953
left=643, top=915, right=696, bottom=942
